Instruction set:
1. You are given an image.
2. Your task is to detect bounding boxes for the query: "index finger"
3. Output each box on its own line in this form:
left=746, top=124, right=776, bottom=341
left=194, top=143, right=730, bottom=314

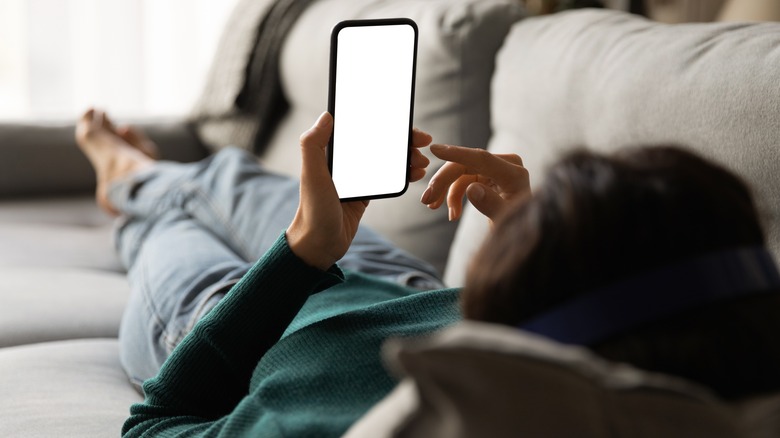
left=429, top=144, right=523, bottom=186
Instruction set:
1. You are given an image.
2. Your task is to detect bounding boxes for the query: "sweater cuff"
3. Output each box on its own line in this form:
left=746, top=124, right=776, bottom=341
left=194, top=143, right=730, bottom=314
left=270, top=231, right=345, bottom=292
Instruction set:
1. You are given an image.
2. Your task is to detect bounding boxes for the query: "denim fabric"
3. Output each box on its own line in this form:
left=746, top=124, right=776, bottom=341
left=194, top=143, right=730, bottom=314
left=111, top=148, right=444, bottom=388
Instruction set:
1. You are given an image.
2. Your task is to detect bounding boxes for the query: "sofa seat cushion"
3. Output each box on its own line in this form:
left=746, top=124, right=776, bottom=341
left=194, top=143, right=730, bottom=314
left=0, top=196, right=122, bottom=272
left=0, top=122, right=208, bottom=197
left=0, top=267, right=129, bottom=347
left=0, top=339, right=141, bottom=438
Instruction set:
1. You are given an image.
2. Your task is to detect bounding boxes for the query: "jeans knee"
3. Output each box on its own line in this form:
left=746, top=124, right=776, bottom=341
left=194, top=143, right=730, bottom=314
left=211, top=147, right=256, bottom=170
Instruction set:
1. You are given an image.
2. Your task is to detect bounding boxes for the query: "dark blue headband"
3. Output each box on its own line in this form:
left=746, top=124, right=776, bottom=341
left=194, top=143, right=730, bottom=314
left=519, top=246, right=780, bottom=346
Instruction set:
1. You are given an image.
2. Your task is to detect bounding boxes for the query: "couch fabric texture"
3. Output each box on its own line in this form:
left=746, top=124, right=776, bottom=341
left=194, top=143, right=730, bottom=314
left=196, top=0, right=526, bottom=274
left=0, top=340, right=141, bottom=437
left=2, top=4, right=780, bottom=438
left=0, top=1, right=523, bottom=436
left=446, top=9, right=780, bottom=286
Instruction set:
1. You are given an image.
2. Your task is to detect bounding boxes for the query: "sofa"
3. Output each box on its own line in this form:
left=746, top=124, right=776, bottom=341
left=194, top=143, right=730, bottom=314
left=1, top=0, right=779, bottom=436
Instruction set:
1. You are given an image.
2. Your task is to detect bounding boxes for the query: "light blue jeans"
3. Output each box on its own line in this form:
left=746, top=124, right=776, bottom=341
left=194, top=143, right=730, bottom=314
left=111, top=148, right=444, bottom=389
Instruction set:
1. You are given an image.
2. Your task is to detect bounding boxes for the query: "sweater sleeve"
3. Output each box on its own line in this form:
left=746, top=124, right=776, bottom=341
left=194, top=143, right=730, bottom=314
left=122, top=232, right=344, bottom=437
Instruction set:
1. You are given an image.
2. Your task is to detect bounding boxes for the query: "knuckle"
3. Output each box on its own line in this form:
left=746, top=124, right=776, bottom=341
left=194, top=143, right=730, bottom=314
left=299, top=129, right=315, bottom=146
left=498, top=153, right=523, bottom=166
left=475, top=148, right=492, bottom=162
left=469, top=148, right=493, bottom=168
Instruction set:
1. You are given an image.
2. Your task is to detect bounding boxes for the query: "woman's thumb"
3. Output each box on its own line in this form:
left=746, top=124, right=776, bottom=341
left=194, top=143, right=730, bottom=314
left=299, top=112, right=333, bottom=179
left=466, top=182, right=504, bottom=222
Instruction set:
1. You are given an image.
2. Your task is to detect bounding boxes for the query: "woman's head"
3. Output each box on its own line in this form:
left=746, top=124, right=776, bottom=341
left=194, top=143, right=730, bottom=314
left=462, top=145, right=780, bottom=398
left=463, top=145, right=764, bottom=327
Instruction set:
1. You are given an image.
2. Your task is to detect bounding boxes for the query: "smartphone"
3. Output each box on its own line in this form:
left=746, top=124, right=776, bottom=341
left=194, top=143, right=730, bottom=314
left=327, top=18, right=418, bottom=201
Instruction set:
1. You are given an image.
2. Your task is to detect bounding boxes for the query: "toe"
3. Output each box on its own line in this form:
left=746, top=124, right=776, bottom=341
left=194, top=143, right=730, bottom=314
left=75, top=108, right=97, bottom=144
left=98, top=110, right=118, bottom=133
left=80, top=108, right=95, bottom=122
left=76, top=108, right=121, bottom=145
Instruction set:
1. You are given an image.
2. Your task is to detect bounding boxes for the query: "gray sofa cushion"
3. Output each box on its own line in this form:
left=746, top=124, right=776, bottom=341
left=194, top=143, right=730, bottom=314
left=0, top=339, right=142, bottom=438
left=0, top=196, right=129, bottom=347
left=0, top=223, right=119, bottom=270
left=0, top=196, right=110, bottom=227
left=0, top=267, right=129, bottom=347
left=0, top=122, right=207, bottom=197
left=0, top=197, right=121, bottom=272
left=445, top=9, right=780, bottom=286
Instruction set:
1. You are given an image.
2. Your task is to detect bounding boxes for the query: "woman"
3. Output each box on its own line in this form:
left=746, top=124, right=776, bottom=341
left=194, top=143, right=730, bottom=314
left=75, top=109, right=779, bottom=437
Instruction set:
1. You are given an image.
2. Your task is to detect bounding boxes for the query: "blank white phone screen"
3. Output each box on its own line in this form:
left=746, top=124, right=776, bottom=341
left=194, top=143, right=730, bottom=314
left=332, top=24, right=415, bottom=200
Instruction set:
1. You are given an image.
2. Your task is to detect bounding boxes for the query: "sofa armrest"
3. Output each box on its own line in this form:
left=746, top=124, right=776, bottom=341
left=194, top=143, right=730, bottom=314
left=0, top=121, right=210, bottom=198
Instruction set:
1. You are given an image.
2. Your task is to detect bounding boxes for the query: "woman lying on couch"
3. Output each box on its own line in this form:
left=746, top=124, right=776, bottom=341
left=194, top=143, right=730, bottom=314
left=74, top=109, right=780, bottom=437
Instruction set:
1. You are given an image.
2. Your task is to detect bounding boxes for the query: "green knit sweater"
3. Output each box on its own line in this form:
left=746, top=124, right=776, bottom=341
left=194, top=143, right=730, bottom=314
left=122, top=233, right=461, bottom=437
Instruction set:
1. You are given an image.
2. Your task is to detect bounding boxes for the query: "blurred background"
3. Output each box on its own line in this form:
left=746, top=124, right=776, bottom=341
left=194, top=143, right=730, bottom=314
left=0, top=0, right=238, bottom=122
left=1, top=0, right=777, bottom=123
left=531, top=0, right=778, bottom=23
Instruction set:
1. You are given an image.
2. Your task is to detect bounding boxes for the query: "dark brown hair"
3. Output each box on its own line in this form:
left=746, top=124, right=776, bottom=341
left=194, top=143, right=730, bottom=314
left=463, top=146, right=780, bottom=398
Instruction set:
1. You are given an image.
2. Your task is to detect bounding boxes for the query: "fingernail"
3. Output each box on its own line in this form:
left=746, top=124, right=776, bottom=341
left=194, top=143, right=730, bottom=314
left=470, top=184, right=485, bottom=201
left=420, top=186, right=432, bottom=204
left=315, top=111, right=331, bottom=128
left=448, top=207, right=455, bottom=221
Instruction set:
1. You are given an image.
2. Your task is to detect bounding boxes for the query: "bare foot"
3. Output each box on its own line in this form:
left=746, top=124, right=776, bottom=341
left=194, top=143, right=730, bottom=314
left=75, top=108, right=154, bottom=216
left=116, top=125, right=160, bottom=159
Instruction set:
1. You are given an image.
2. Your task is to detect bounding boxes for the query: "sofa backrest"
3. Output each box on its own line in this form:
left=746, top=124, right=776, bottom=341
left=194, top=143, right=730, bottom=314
left=192, top=0, right=525, bottom=274
left=445, top=9, right=780, bottom=286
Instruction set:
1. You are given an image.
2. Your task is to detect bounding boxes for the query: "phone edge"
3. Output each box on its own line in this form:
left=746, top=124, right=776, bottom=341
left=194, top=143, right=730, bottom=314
left=326, top=18, right=419, bottom=203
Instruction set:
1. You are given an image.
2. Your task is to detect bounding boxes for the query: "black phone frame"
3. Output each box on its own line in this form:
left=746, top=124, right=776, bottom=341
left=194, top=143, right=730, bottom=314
left=326, top=18, right=419, bottom=202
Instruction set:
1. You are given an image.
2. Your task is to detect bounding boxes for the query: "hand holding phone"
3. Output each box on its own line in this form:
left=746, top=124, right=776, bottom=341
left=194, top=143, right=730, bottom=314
left=327, top=18, right=419, bottom=201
